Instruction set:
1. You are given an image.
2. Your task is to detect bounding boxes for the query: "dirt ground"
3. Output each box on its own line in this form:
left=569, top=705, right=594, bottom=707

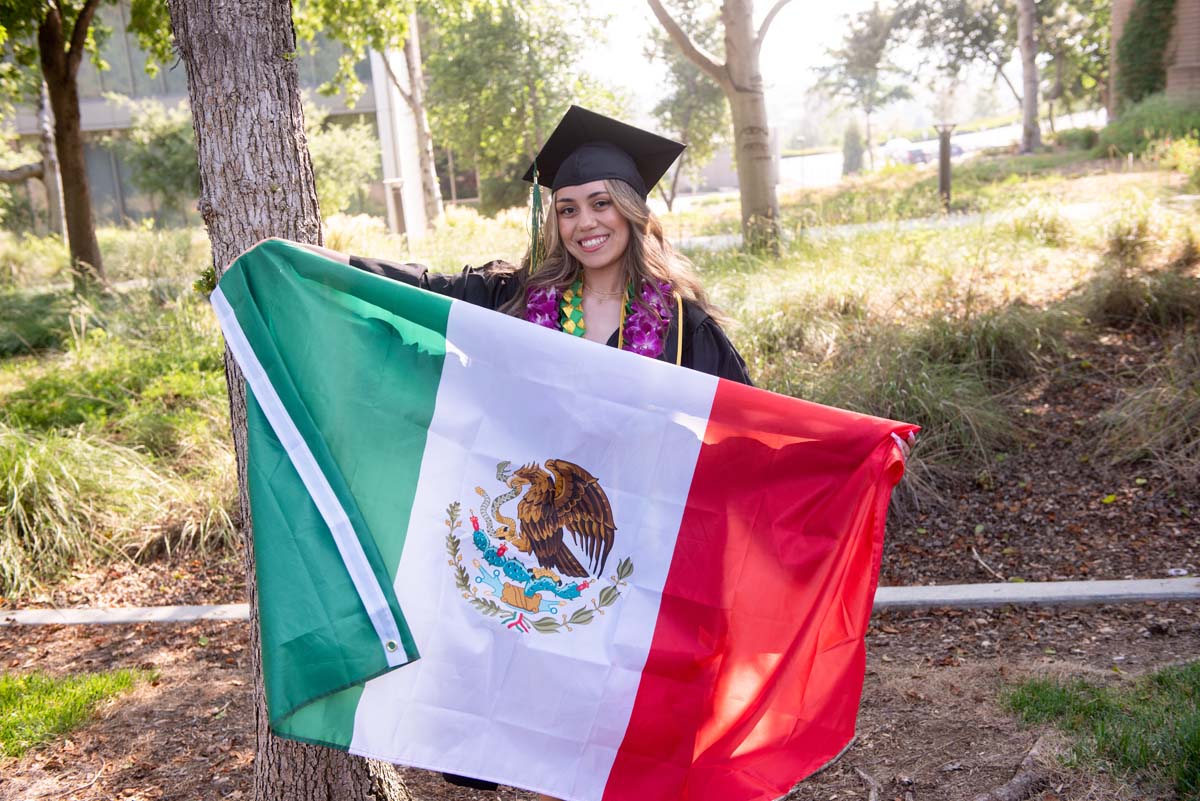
left=2, top=597, right=1196, bottom=801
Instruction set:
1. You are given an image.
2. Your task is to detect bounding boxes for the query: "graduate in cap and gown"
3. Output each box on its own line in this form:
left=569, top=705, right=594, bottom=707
left=326, top=105, right=751, bottom=386
left=290, top=108, right=751, bottom=800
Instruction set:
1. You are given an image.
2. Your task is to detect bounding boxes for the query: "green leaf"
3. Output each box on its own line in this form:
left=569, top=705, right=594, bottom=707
left=568, top=608, right=595, bottom=626
left=598, top=585, right=620, bottom=607
left=1101, top=494, right=1117, bottom=504
left=532, top=617, right=561, bottom=633
left=616, top=557, right=634, bottom=581
left=974, top=523, right=985, bottom=535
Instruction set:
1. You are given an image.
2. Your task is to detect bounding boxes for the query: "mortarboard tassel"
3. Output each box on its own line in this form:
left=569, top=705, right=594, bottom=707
left=528, top=164, right=545, bottom=276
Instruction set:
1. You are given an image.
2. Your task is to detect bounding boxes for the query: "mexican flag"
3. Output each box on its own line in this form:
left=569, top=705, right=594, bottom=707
left=212, top=240, right=916, bottom=801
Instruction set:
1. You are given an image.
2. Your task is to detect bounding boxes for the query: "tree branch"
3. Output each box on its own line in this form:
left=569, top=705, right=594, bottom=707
left=645, top=0, right=731, bottom=92
left=67, top=0, right=105, bottom=77
left=987, top=54, right=1023, bottom=105
left=755, top=0, right=794, bottom=53
left=0, top=163, right=45, bottom=184
left=379, top=50, right=416, bottom=111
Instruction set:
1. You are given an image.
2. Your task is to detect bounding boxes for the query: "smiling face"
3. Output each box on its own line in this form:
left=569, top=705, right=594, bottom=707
left=554, top=180, right=632, bottom=275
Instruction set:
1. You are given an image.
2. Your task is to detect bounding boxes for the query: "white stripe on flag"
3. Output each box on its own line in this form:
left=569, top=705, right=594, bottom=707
left=211, top=286, right=410, bottom=667
left=348, top=299, right=720, bottom=798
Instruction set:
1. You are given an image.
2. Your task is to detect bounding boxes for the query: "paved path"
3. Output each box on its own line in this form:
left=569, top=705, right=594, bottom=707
left=5, top=578, right=1196, bottom=625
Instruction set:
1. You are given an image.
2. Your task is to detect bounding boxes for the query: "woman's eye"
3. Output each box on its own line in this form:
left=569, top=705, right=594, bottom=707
left=594, top=200, right=610, bottom=209
left=558, top=206, right=575, bottom=216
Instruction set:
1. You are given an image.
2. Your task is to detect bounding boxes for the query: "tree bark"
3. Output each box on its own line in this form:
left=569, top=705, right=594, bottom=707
left=39, top=82, right=68, bottom=240
left=648, top=0, right=784, bottom=252
left=38, top=2, right=105, bottom=291
left=166, top=2, right=410, bottom=799
left=1017, top=0, right=1041, bottom=152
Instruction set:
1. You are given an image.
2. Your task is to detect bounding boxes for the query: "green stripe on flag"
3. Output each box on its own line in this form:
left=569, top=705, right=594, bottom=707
left=218, top=240, right=453, bottom=733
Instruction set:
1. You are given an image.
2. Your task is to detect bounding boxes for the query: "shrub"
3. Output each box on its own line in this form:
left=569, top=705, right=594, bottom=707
left=1146, top=135, right=1200, bottom=191
left=1053, top=127, right=1099, bottom=151
left=0, top=290, right=79, bottom=356
left=0, top=232, right=70, bottom=287
left=95, top=225, right=209, bottom=284
left=1083, top=262, right=1200, bottom=329
left=912, top=303, right=1066, bottom=383
left=1099, top=93, right=1200, bottom=155
left=1099, top=335, right=1200, bottom=486
left=1006, top=197, right=1072, bottom=246
left=1103, top=196, right=1156, bottom=267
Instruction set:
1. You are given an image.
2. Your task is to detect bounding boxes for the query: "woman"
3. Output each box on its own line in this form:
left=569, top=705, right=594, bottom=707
left=310, top=106, right=751, bottom=388
left=298, top=107, right=750, bottom=801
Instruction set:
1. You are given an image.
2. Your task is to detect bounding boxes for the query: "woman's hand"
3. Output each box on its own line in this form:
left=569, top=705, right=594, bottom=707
left=891, top=431, right=917, bottom=461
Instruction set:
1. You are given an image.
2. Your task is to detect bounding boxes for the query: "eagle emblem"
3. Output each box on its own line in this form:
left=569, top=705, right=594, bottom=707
left=509, top=459, right=617, bottom=578
left=442, top=460, right=633, bottom=635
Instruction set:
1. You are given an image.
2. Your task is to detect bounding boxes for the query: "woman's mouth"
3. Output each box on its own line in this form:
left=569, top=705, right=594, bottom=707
left=577, top=234, right=610, bottom=252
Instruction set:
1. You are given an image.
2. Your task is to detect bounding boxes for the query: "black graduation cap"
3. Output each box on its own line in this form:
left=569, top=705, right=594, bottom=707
left=522, top=106, right=686, bottom=198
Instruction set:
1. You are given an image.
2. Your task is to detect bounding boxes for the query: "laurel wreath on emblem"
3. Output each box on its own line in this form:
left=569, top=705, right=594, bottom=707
left=441, top=460, right=633, bottom=634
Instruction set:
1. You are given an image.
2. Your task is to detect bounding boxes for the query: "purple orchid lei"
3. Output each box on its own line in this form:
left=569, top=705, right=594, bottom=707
left=525, top=285, right=560, bottom=330
left=524, top=280, right=674, bottom=358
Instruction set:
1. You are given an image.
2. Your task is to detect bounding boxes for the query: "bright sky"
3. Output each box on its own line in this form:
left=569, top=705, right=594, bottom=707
left=580, top=0, right=881, bottom=123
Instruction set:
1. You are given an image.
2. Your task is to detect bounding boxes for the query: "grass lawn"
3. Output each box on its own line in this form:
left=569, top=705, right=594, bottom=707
left=0, top=669, right=145, bottom=758
left=1006, top=661, right=1200, bottom=798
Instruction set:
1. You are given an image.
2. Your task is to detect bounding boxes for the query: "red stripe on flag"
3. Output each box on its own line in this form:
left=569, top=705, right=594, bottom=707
left=604, top=381, right=914, bottom=801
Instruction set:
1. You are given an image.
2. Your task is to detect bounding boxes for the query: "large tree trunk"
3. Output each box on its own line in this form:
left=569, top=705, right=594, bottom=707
left=38, top=5, right=105, bottom=291
left=722, top=0, right=779, bottom=251
left=166, top=2, right=410, bottom=799
left=1017, top=0, right=1041, bottom=153
left=404, top=14, right=443, bottom=227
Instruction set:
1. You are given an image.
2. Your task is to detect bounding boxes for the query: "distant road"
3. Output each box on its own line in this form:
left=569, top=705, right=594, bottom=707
left=777, top=109, right=1107, bottom=190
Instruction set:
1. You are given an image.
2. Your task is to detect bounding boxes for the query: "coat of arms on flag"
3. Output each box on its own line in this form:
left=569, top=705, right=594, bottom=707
left=447, top=459, right=634, bottom=635
left=211, top=240, right=918, bottom=801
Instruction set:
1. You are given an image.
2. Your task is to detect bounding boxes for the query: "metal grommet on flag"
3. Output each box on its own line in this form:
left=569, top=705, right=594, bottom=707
left=385, top=640, right=399, bottom=653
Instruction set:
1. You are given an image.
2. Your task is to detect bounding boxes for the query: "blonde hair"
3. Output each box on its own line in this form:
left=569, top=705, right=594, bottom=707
left=497, top=179, right=727, bottom=326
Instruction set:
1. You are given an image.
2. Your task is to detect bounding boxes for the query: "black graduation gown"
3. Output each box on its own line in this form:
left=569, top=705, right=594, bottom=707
left=349, top=255, right=753, bottom=386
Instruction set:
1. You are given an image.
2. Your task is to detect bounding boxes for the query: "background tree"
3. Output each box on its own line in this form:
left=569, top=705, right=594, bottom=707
left=903, top=0, right=1114, bottom=150
left=645, top=0, right=729, bottom=211
left=842, top=118, right=865, bottom=175
left=0, top=83, right=66, bottom=237
left=293, top=1, right=443, bottom=230
left=105, top=99, right=201, bottom=226
left=166, top=1, right=410, bottom=799
left=1016, top=0, right=1040, bottom=151
left=305, top=103, right=383, bottom=217
left=424, top=0, right=621, bottom=214
left=0, top=0, right=174, bottom=289
left=901, top=0, right=1021, bottom=105
left=647, top=0, right=796, bottom=251
left=817, top=3, right=911, bottom=170
left=1038, top=0, right=1111, bottom=122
